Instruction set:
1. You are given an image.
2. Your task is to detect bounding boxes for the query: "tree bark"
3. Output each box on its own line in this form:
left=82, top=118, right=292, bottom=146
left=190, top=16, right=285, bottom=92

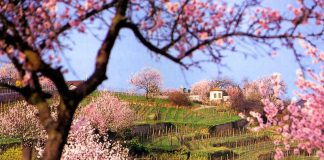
left=40, top=101, right=76, bottom=160
left=22, top=140, right=33, bottom=160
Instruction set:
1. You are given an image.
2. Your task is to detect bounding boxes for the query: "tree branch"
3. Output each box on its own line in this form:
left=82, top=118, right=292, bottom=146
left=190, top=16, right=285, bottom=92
left=74, top=0, right=129, bottom=102
left=123, top=22, right=187, bottom=68
left=39, top=1, right=118, bottom=50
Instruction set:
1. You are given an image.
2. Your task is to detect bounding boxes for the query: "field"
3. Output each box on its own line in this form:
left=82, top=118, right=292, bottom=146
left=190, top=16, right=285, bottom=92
left=0, top=92, right=319, bottom=159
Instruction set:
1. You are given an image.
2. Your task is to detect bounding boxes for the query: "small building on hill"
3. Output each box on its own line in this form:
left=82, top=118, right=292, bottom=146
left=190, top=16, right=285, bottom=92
left=209, top=88, right=229, bottom=102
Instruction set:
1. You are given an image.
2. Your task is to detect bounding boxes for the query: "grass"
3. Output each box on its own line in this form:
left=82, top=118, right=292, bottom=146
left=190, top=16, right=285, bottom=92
left=144, top=136, right=181, bottom=152
left=79, top=90, right=101, bottom=106
left=132, top=104, right=240, bottom=126
left=0, top=137, right=20, bottom=145
left=114, top=93, right=170, bottom=105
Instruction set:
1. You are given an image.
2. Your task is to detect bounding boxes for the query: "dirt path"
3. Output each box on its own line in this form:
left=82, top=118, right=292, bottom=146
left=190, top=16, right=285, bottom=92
left=193, top=105, right=217, bottom=111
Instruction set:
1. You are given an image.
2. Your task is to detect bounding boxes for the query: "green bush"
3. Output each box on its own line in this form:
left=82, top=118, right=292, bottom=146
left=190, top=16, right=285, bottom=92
left=127, top=138, right=150, bottom=156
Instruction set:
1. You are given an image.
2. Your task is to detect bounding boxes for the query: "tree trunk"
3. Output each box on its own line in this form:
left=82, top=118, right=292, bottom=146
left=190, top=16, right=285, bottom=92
left=40, top=102, right=76, bottom=160
left=22, top=140, right=33, bottom=160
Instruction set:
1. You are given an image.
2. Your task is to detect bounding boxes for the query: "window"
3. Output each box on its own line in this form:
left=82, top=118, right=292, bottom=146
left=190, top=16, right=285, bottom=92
left=218, top=92, right=222, bottom=99
left=214, top=93, right=217, bottom=98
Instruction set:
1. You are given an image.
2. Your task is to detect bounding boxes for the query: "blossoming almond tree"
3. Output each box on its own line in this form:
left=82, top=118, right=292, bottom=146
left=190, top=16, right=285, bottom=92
left=0, top=0, right=323, bottom=159
left=129, top=67, right=162, bottom=98
left=247, top=49, right=324, bottom=159
left=79, top=91, right=135, bottom=133
left=191, top=79, right=212, bottom=102
left=0, top=101, right=46, bottom=160
left=60, top=118, right=129, bottom=160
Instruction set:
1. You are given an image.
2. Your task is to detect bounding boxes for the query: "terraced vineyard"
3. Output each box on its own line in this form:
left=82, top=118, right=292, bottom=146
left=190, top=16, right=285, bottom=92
left=116, top=93, right=319, bottom=160
left=0, top=92, right=319, bottom=159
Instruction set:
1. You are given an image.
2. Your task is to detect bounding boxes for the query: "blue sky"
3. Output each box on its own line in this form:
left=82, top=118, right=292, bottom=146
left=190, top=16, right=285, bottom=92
left=58, top=0, right=324, bottom=98
left=62, top=28, right=302, bottom=97
left=0, top=0, right=316, bottom=98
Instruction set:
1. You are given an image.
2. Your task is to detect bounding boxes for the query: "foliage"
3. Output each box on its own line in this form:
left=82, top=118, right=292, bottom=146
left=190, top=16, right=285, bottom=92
left=129, top=67, right=163, bottom=98
left=127, top=138, right=150, bottom=156
left=79, top=91, right=136, bottom=133
left=168, top=91, right=191, bottom=106
left=0, top=146, right=22, bottom=160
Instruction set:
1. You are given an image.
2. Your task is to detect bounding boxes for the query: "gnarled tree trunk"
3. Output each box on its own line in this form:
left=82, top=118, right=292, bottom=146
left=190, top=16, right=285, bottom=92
left=40, top=100, right=77, bottom=160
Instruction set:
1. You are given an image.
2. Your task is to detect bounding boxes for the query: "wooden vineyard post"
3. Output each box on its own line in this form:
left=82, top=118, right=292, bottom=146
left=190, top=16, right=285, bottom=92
left=170, top=135, right=172, bottom=147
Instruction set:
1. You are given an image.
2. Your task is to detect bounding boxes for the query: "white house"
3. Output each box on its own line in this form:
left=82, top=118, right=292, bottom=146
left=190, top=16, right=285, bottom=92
left=209, top=88, right=229, bottom=102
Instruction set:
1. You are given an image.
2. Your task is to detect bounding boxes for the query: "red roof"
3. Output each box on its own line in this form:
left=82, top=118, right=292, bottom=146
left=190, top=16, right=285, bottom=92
left=210, top=87, right=222, bottom=91
left=66, top=80, right=84, bottom=87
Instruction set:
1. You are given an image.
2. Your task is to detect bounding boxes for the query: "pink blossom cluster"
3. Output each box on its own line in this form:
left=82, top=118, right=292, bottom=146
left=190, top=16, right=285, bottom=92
left=253, top=51, right=324, bottom=159
left=0, top=101, right=46, bottom=143
left=0, top=0, right=113, bottom=60
left=36, top=118, right=129, bottom=159
left=61, top=118, right=129, bottom=160
left=0, top=63, right=20, bottom=82
left=128, top=0, right=323, bottom=59
left=0, top=0, right=323, bottom=68
left=0, top=63, right=55, bottom=88
left=191, top=79, right=212, bottom=102
left=36, top=92, right=133, bottom=159
left=130, top=0, right=240, bottom=57
left=79, top=91, right=135, bottom=133
left=252, top=8, right=281, bottom=31
left=287, top=3, right=323, bottom=25
left=298, top=40, right=322, bottom=64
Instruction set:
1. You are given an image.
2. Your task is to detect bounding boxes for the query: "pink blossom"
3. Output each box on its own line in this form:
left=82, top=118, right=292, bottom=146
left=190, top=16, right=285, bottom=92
left=80, top=91, right=135, bottom=133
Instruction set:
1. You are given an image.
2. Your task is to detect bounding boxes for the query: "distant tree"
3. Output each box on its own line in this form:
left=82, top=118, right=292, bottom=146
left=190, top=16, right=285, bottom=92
left=191, top=80, right=212, bottom=103
left=129, top=67, right=162, bottom=98
left=226, top=86, right=245, bottom=112
left=211, top=77, right=237, bottom=89
left=243, top=76, right=286, bottom=102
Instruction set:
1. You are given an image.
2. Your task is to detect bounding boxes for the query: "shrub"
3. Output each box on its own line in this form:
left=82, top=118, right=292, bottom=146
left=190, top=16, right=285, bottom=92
left=127, top=138, right=149, bottom=156
left=168, top=91, right=191, bottom=106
